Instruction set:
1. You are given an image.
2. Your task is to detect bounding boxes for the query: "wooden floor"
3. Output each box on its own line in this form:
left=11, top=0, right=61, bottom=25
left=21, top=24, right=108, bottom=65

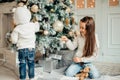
left=0, top=65, right=18, bottom=80
left=0, top=61, right=120, bottom=80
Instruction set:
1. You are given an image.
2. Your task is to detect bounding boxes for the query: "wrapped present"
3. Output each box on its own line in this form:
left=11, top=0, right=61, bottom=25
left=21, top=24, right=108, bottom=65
left=43, top=58, right=58, bottom=73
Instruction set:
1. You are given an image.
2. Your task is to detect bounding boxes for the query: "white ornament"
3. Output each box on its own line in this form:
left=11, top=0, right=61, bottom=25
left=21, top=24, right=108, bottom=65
left=49, top=0, right=53, bottom=3
left=66, top=7, right=71, bottom=13
left=53, top=20, right=64, bottom=32
left=18, top=2, right=24, bottom=7
left=75, top=31, right=80, bottom=36
left=22, top=0, right=27, bottom=1
left=31, top=4, right=39, bottom=13
left=69, top=31, right=74, bottom=36
left=12, top=7, right=16, bottom=13
left=70, top=0, right=73, bottom=4
left=44, top=30, right=49, bottom=35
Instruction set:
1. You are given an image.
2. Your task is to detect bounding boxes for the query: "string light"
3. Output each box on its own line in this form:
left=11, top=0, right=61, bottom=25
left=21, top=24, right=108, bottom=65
left=113, top=0, right=116, bottom=2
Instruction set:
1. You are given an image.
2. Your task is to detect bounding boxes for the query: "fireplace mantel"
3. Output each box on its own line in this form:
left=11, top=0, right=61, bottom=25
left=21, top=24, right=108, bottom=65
left=0, top=1, right=16, bottom=13
left=0, top=1, right=16, bottom=48
left=0, top=2, right=18, bottom=78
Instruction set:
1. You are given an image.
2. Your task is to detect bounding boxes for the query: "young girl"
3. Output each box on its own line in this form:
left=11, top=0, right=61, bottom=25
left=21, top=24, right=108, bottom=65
left=61, top=16, right=100, bottom=79
left=11, top=5, right=39, bottom=80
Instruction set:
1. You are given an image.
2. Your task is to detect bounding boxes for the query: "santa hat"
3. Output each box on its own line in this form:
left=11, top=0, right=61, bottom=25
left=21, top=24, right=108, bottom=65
left=13, top=6, right=31, bottom=25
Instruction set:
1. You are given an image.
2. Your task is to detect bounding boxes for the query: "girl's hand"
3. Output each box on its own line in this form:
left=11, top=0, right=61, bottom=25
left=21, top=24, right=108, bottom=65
left=61, top=36, right=68, bottom=42
left=74, top=31, right=80, bottom=37
left=73, top=57, right=82, bottom=63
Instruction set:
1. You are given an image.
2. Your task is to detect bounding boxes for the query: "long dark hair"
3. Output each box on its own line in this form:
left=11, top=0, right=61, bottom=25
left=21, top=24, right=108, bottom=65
left=80, top=16, right=96, bottom=57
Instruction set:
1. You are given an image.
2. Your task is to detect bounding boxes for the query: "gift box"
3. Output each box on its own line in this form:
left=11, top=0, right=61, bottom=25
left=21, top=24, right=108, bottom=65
left=43, top=58, right=58, bottom=73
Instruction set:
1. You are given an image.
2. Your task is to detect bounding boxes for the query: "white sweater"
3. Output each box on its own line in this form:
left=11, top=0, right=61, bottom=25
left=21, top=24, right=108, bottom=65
left=66, top=34, right=99, bottom=63
left=11, top=22, right=39, bottom=49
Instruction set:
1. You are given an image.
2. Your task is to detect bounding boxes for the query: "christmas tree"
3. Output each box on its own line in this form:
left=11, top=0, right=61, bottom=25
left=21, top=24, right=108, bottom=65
left=16, top=0, right=76, bottom=55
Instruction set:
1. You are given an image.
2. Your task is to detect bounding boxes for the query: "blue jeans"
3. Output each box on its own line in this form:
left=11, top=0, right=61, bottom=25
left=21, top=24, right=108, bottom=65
left=18, top=48, right=35, bottom=80
left=65, top=63, right=100, bottom=79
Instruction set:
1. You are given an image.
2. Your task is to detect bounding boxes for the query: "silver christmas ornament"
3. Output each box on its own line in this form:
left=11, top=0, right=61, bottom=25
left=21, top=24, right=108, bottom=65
left=53, top=20, right=64, bottom=32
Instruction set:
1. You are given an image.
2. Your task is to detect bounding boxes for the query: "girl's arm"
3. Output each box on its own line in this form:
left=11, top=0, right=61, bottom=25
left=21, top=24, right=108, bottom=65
left=65, top=36, right=78, bottom=50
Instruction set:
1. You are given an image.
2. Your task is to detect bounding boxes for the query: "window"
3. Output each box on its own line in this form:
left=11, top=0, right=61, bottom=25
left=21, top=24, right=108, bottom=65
left=87, top=0, right=95, bottom=8
left=109, top=0, right=119, bottom=6
left=77, top=0, right=85, bottom=8
left=71, top=0, right=75, bottom=4
left=76, top=0, right=95, bottom=9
